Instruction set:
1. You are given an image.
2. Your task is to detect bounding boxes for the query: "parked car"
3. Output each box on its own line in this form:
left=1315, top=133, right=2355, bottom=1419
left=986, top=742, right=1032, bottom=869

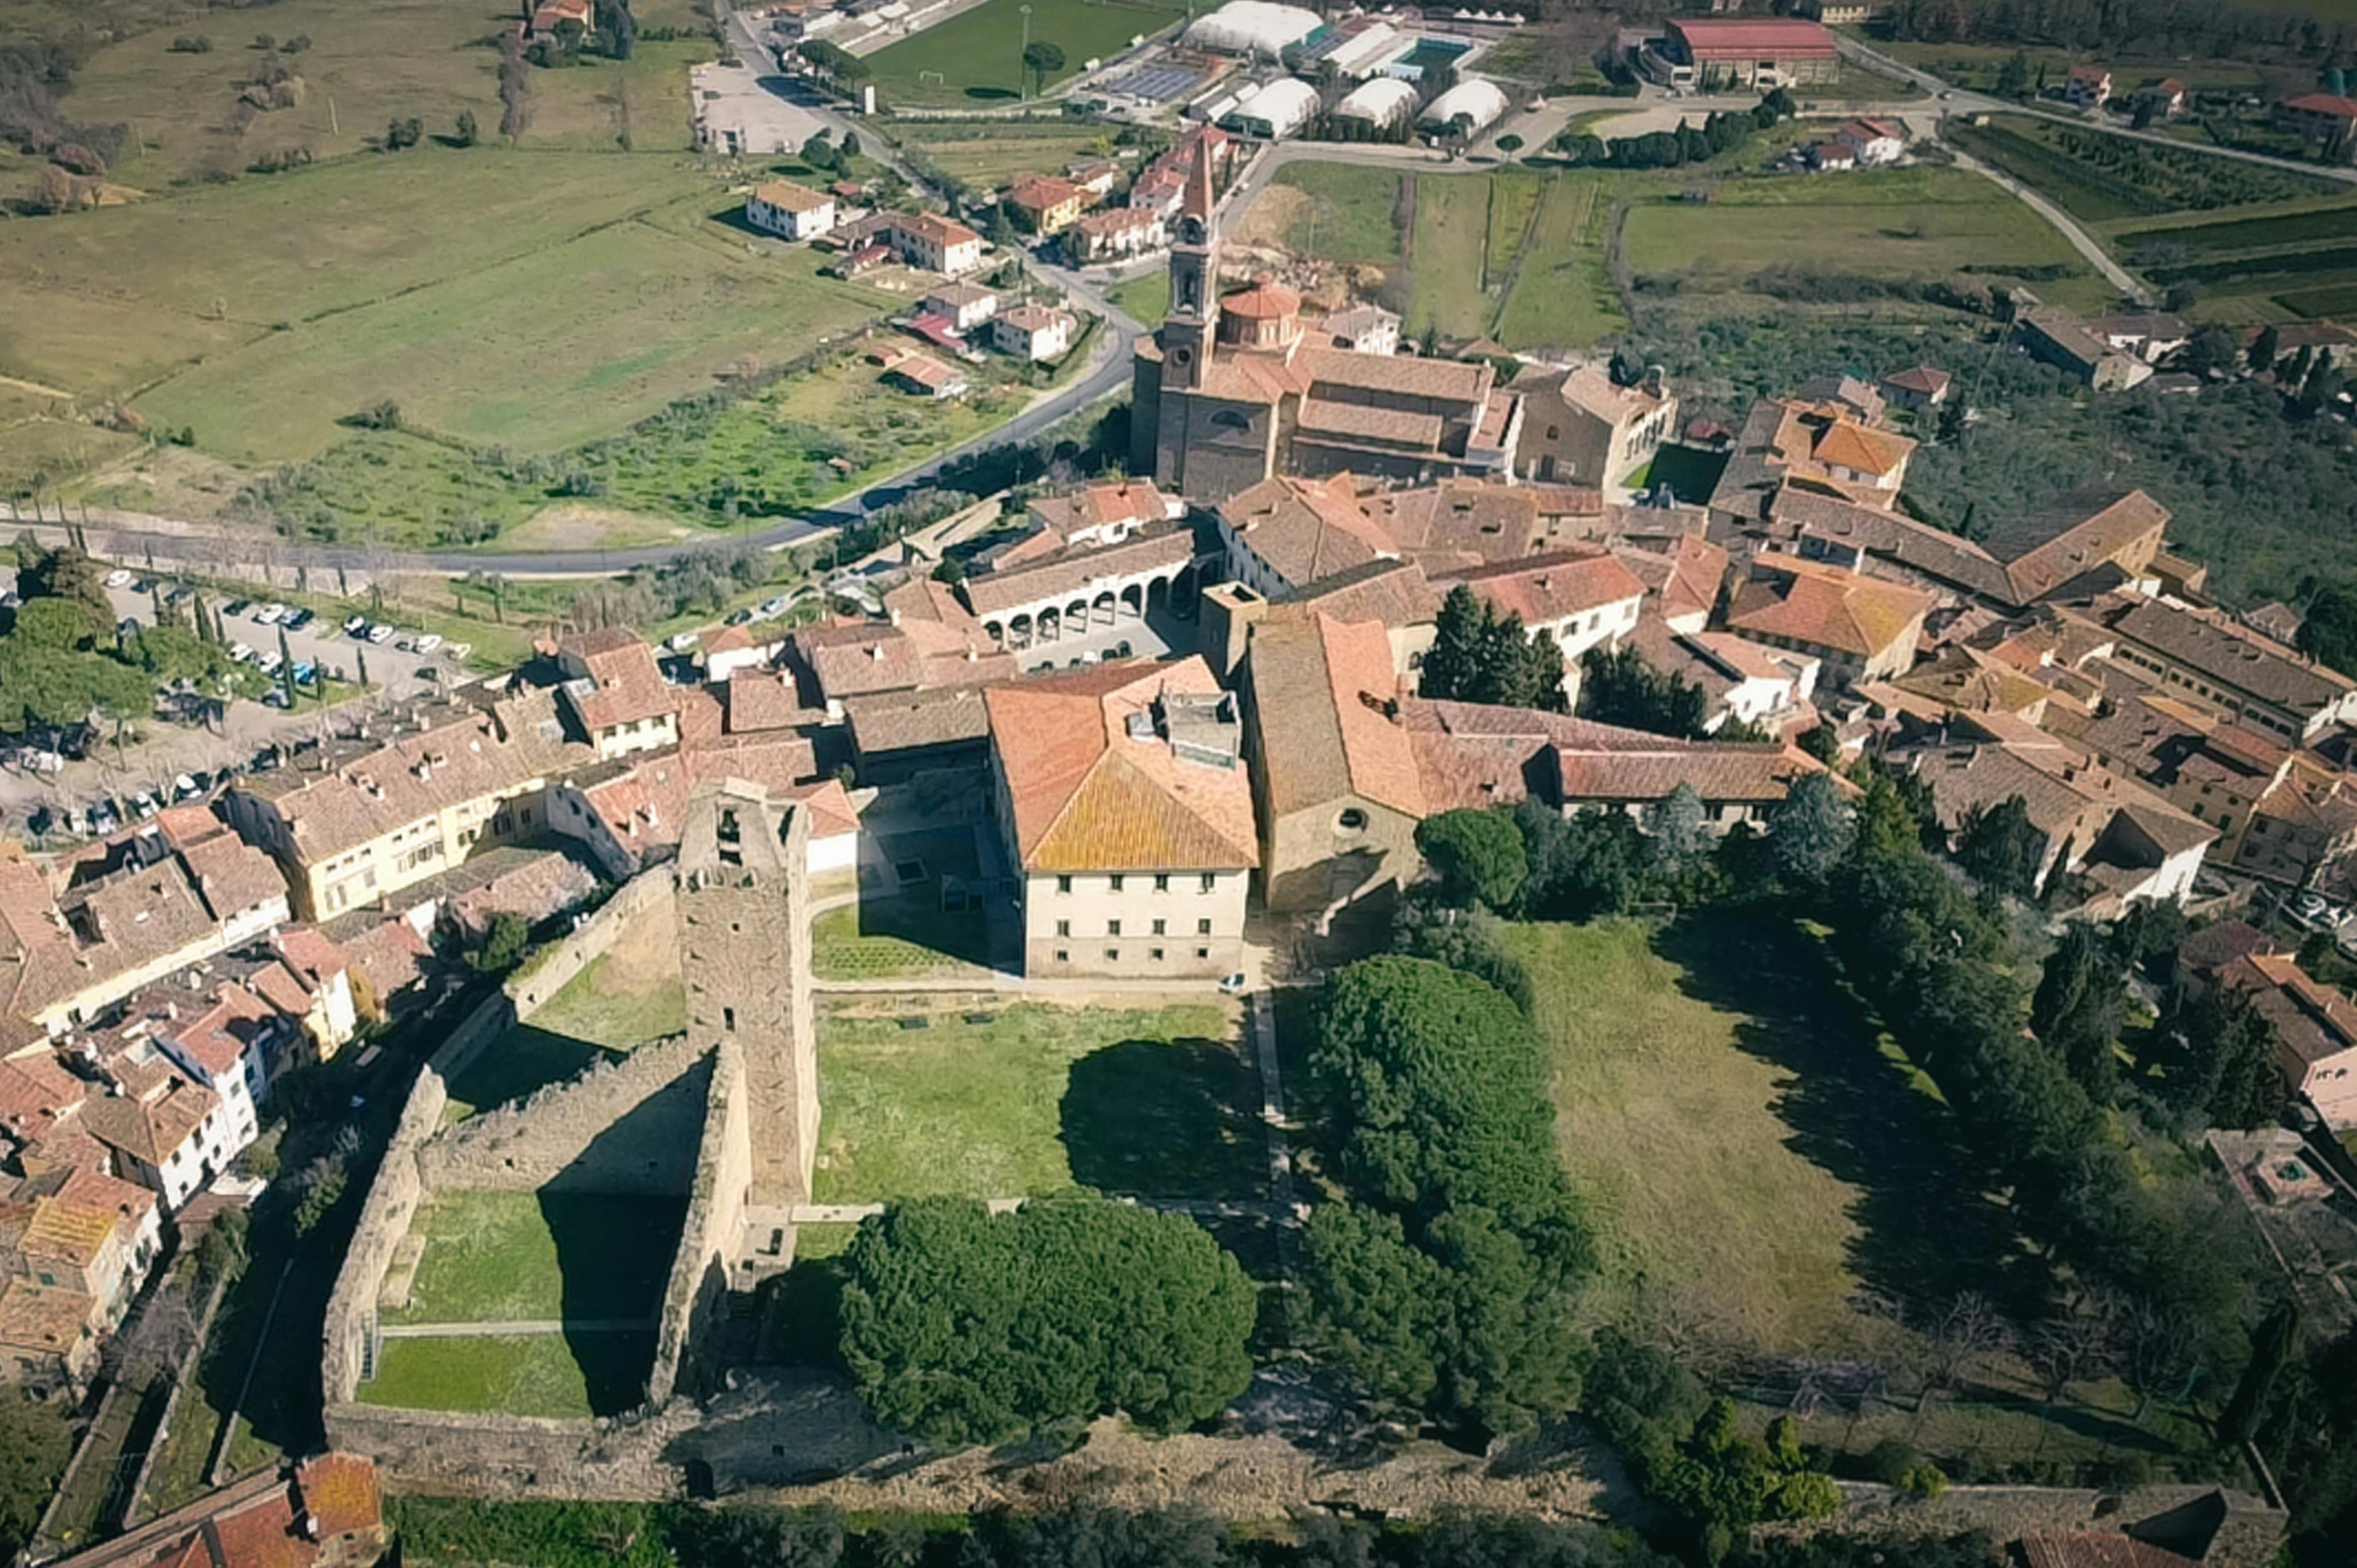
left=668, top=631, right=701, bottom=652
left=131, top=578, right=156, bottom=596
left=285, top=608, right=315, bottom=631
left=342, top=615, right=368, bottom=636
left=254, top=604, right=287, bottom=624
left=394, top=637, right=414, bottom=653
left=726, top=608, right=754, bottom=626
left=257, top=650, right=285, bottom=675
left=164, top=584, right=193, bottom=605
left=367, top=623, right=396, bottom=644
left=88, top=801, right=121, bottom=833
left=228, top=642, right=255, bottom=663
left=291, top=661, right=317, bottom=686
left=414, top=632, right=442, bottom=653
left=172, top=773, right=202, bottom=801
left=103, top=569, right=132, bottom=589
left=759, top=595, right=790, bottom=618
left=224, top=599, right=254, bottom=617
left=131, top=791, right=159, bottom=820
left=261, top=688, right=290, bottom=708
left=247, top=749, right=282, bottom=774
left=447, top=642, right=472, bottom=661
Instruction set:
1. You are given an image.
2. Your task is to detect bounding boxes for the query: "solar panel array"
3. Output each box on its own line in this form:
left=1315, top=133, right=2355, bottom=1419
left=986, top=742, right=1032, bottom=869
left=1106, top=62, right=1207, bottom=102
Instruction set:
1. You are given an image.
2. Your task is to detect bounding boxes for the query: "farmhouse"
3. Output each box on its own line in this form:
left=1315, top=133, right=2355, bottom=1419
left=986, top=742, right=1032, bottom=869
left=985, top=659, right=1258, bottom=979
left=745, top=178, right=836, bottom=241
left=1880, top=365, right=1951, bottom=410
left=835, top=211, right=984, bottom=276
left=2275, top=92, right=2357, bottom=145
left=1837, top=117, right=1907, bottom=163
left=923, top=281, right=998, bottom=333
left=2020, top=306, right=2154, bottom=390
left=1133, top=155, right=1521, bottom=500
left=1646, top=17, right=1840, bottom=89
left=2064, top=64, right=2111, bottom=106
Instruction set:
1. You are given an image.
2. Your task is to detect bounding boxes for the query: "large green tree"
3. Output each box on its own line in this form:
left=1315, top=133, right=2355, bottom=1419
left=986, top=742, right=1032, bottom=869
left=0, top=1391, right=71, bottom=1562
left=1420, top=584, right=1566, bottom=711
left=1415, top=808, right=1528, bottom=911
left=1578, top=643, right=1707, bottom=737
left=1954, top=793, right=2045, bottom=898
left=2031, top=923, right=2127, bottom=1101
left=1766, top=772, right=1853, bottom=886
left=837, top=1195, right=1253, bottom=1447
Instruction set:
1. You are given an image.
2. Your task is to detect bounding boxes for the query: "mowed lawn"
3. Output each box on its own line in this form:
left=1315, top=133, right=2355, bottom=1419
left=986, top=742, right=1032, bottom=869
left=0, top=150, right=893, bottom=463
left=1513, top=917, right=1882, bottom=1354
left=864, top=0, right=1190, bottom=108
left=1491, top=175, right=1623, bottom=350
left=1620, top=167, right=2110, bottom=310
left=385, top=1189, right=684, bottom=1325
left=1402, top=172, right=1499, bottom=341
left=812, top=999, right=1263, bottom=1202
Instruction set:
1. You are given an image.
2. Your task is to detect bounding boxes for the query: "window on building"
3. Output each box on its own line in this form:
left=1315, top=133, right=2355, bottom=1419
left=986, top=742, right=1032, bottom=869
left=1110, top=874, right=1125, bottom=892
left=1106, top=947, right=1120, bottom=961
left=1199, top=873, right=1216, bottom=893
left=1338, top=807, right=1367, bottom=831
left=1107, top=919, right=1122, bottom=937
left=1195, top=947, right=1210, bottom=960
left=1151, top=948, right=1165, bottom=961
left=1055, top=949, right=1069, bottom=964
left=1197, top=918, right=1212, bottom=936
left=1056, top=919, right=1070, bottom=937
left=1154, top=873, right=1170, bottom=892
left=1152, top=918, right=1166, bottom=936
left=724, top=1007, right=736, bottom=1032
left=1056, top=875, right=1073, bottom=893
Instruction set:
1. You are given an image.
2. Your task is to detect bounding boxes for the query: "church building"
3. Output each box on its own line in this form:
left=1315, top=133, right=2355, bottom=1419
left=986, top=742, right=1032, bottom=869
left=1130, top=153, right=1523, bottom=502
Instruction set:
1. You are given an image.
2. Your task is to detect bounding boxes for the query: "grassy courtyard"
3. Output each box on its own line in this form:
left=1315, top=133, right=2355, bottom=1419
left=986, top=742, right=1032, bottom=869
left=863, top=0, right=1191, bottom=108
left=386, top=1189, right=684, bottom=1325
left=361, top=1331, right=655, bottom=1419
left=811, top=899, right=993, bottom=980
left=812, top=998, right=1263, bottom=1202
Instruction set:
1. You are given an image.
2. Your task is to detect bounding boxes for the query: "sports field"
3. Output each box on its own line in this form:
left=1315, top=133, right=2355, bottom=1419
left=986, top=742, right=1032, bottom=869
left=864, top=0, right=1191, bottom=108
left=812, top=998, right=1264, bottom=1203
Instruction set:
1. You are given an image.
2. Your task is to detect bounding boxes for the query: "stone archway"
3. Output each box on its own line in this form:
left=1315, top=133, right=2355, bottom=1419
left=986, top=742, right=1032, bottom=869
left=1065, top=597, right=1090, bottom=634
left=1038, top=606, right=1060, bottom=643
left=984, top=619, right=1005, bottom=646
left=1118, top=583, right=1144, bottom=621
left=1092, top=589, right=1117, bottom=628
left=1009, top=613, right=1033, bottom=649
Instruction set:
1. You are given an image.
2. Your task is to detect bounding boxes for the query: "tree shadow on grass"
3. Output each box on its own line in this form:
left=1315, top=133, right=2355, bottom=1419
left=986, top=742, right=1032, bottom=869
left=1652, top=911, right=2050, bottom=1325
left=1060, top=1038, right=1266, bottom=1200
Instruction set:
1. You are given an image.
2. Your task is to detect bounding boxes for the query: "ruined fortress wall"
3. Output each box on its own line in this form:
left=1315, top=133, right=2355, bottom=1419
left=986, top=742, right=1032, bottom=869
left=416, top=1031, right=708, bottom=1195
left=647, top=1036, right=751, bottom=1406
left=317, top=1402, right=676, bottom=1499
left=508, top=871, right=677, bottom=1017
left=1754, top=1483, right=2287, bottom=1568
left=321, top=864, right=679, bottom=1421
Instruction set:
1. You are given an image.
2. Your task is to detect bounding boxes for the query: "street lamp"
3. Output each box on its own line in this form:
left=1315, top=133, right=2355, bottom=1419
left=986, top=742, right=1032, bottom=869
left=1019, top=3, right=1032, bottom=99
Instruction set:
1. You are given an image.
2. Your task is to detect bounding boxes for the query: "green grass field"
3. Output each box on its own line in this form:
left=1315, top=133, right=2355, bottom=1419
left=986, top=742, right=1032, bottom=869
left=1107, top=269, right=1170, bottom=325
left=1490, top=176, right=1623, bottom=349
left=864, top=0, right=1189, bottom=108
left=1403, top=172, right=1499, bottom=341
left=360, top=1331, right=655, bottom=1418
left=0, top=151, right=896, bottom=472
left=386, top=1190, right=684, bottom=1325
left=812, top=999, right=1262, bottom=1202
left=1251, top=163, right=1405, bottom=267
left=811, top=900, right=993, bottom=980
left=1622, top=166, right=2113, bottom=312
left=892, top=118, right=1122, bottom=190
left=525, top=953, right=685, bottom=1051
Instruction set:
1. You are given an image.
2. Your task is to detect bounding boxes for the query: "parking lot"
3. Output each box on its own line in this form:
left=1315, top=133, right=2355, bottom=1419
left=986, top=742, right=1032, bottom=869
left=0, top=571, right=463, bottom=839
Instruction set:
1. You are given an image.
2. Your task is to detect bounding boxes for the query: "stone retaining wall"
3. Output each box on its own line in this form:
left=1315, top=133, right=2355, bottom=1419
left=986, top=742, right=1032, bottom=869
left=648, top=1037, right=751, bottom=1406
left=416, top=1032, right=707, bottom=1195
left=1755, top=1482, right=2286, bottom=1568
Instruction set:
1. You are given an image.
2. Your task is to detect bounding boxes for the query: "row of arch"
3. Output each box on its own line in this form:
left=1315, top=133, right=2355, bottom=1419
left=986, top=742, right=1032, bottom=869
left=982, top=565, right=1199, bottom=650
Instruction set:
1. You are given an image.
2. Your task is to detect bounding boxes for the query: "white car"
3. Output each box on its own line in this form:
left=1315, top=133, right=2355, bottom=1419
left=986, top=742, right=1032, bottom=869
left=342, top=615, right=368, bottom=636
left=228, top=642, right=255, bottom=663
left=668, top=631, right=701, bottom=652
left=367, top=623, right=396, bottom=644
left=103, top=568, right=132, bottom=589
left=414, top=633, right=443, bottom=653
left=257, top=651, right=285, bottom=674
left=254, top=604, right=287, bottom=624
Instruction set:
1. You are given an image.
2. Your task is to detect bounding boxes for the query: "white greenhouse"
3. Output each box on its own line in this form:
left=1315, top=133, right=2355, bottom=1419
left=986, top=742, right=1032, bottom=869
left=1221, top=76, right=1320, bottom=139
left=1417, top=78, right=1509, bottom=137
left=1183, top=1, right=1323, bottom=59
left=1334, top=76, right=1419, bottom=131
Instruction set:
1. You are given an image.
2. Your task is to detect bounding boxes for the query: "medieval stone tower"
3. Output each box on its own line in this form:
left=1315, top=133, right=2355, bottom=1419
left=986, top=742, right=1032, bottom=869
left=676, top=777, right=815, bottom=1282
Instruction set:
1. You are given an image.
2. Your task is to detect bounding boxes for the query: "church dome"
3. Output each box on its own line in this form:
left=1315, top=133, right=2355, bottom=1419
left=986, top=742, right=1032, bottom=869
left=1218, top=273, right=1301, bottom=349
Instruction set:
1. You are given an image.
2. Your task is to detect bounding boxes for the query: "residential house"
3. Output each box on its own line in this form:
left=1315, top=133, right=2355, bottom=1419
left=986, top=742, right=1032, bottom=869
left=2236, top=752, right=2357, bottom=891
left=1511, top=363, right=1677, bottom=488
left=46, top=1454, right=386, bottom=1568
left=1892, top=727, right=2217, bottom=906
left=745, top=179, right=837, bottom=241
left=2216, top=948, right=2357, bottom=1125
left=552, top=628, right=679, bottom=760
left=2276, top=92, right=2357, bottom=146
left=1239, top=615, right=1428, bottom=914
left=527, top=0, right=593, bottom=44
left=1005, top=174, right=1087, bottom=235
left=1725, top=554, right=1934, bottom=689
left=0, top=1275, right=95, bottom=1393
left=1627, top=616, right=1821, bottom=735
left=1706, top=394, right=1917, bottom=527
left=1776, top=486, right=2169, bottom=612
left=985, top=659, right=1258, bottom=978
left=1615, top=534, right=1729, bottom=634
left=1881, top=365, right=1951, bottom=411
left=922, top=282, right=998, bottom=334
left=1021, top=479, right=1182, bottom=543
left=1066, top=161, right=1120, bottom=203
left=2021, top=305, right=2154, bottom=390
left=77, top=1043, right=235, bottom=1213
left=1320, top=303, right=1401, bottom=356
left=2065, top=64, right=2112, bottom=106
left=1067, top=206, right=1165, bottom=265
left=2133, top=77, right=2188, bottom=118
left=2045, top=691, right=2292, bottom=865
left=0, top=1166, right=161, bottom=1392
left=1838, top=117, right=1907, bottom=161
left=1551, top=737, right=1843, bottom=831
left=1806, top=141, right=1858, bottom=171
left=697, top=622, right=788, bottom=684
left=219, top=691, right=595, bottom=921
left=990, top=304, right=1075, bottom=362
left=1432, top=546, right=1648, bottom=704
left=2088, top=312, right=2190, bottom=364
left=843, top=684, right=995, bottom=783
left=833, top=210, right=984, bottom=275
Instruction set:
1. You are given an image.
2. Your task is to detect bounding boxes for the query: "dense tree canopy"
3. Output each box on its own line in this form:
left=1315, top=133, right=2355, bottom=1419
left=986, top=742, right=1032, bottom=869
left=837, top=1196, right=1254, bottom=1447
left=1579, top=644, right=1707, bottom=737
left=0, top=1391, right=71, bottom=1562
left=1420, top=584, right=1566, bottom=711
left=1415, top=809, right=1529, bottom=911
